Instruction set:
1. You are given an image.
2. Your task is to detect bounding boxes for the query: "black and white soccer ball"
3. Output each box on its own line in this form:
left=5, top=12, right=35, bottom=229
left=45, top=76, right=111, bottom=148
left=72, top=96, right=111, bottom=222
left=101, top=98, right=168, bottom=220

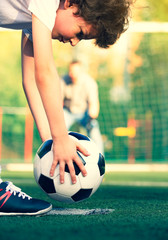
left=34, top=132, right=105, bottom=203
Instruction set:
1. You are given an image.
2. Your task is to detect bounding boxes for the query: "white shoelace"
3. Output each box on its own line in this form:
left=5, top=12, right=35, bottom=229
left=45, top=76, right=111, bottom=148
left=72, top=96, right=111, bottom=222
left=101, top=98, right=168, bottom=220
left=6, top=181, right=32, bottom=200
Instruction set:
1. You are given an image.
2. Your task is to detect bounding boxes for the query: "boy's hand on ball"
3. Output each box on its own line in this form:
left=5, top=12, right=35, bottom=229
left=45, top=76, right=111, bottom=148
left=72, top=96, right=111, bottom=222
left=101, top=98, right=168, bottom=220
left=50, top=135, right=89, bottom=184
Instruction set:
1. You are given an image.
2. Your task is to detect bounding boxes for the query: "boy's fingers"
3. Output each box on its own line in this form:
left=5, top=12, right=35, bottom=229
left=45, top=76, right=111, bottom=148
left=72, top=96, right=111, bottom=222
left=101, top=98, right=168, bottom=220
left=59, top=161, right=65, bottom=184
left=76, top=142, right=90, bottom=156
left=50, top=159, right=58, bottom=177
left=74, top=155, right=87, bottom=177
left=67, top=161, right=77, bottom=184
left=75, top=142, right=88, bottom=176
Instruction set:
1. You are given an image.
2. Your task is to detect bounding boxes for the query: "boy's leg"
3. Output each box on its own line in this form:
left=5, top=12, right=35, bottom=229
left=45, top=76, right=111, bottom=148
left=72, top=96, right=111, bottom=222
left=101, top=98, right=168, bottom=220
left=0, top=165, right=52, bottom=216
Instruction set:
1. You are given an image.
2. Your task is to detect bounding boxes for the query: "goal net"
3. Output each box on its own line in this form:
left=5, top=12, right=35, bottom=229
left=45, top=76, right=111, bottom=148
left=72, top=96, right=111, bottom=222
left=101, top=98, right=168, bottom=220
left=97, top=22, right=168, bottom=162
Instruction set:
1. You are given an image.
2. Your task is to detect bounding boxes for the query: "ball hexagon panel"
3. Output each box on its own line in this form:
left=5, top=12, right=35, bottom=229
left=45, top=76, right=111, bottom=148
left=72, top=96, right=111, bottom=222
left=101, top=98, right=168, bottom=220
left=71, top=188, right=93, bottom=202
left=69, top=131, right=90, bottom=141
left=98, top=153, right=105, bottom=176
left=38, top=174, right=56, bottom=194
left=49, top=192, right=74, bottom=203
left=78, top=163, right=100, bottom=189
left=40, top=151, right=60, bottom=179
left=53, top=172, right=81, bottom=197
left=79, top=140, right=100, bottom=165
left=37, top=139, right=53, bottom=159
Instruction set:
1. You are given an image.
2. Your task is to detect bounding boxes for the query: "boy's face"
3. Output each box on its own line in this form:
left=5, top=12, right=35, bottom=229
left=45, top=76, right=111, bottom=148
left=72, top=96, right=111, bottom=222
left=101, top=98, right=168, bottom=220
left=52, top=4, right=97, bottom=46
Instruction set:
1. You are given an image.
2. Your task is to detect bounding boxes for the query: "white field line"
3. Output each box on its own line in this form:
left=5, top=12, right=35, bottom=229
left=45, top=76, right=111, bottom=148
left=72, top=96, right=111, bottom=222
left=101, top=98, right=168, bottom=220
left=44, top=208, right=114, bottom=216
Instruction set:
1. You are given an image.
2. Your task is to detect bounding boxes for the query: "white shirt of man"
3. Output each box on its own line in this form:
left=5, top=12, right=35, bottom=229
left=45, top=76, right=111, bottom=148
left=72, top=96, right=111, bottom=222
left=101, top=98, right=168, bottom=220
left=61, top=73, right=99, bottom=114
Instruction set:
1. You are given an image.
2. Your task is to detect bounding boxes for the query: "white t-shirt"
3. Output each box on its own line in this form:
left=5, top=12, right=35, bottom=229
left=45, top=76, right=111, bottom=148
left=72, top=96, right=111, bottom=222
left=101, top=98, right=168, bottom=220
left=0, top=0, right=60, bottom=40
left=61, top=74, right=99, bottom=114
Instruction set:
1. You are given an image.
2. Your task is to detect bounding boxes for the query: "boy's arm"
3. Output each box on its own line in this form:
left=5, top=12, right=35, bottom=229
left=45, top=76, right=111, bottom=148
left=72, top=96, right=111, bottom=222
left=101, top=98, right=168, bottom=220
left=21, top=32, right=51, bottom=142
left=21, top=15, right=88, bottom=183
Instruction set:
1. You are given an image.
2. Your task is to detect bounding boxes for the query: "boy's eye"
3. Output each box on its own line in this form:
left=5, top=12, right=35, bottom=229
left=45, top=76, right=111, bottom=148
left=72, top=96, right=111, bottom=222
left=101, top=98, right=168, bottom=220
left=76, top=31, right=84, bottom=40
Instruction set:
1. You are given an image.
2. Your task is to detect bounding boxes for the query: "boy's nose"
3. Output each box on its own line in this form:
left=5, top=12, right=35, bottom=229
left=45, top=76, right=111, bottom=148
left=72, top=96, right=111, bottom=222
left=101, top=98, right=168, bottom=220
left=70, top=37, right=80, bottom=46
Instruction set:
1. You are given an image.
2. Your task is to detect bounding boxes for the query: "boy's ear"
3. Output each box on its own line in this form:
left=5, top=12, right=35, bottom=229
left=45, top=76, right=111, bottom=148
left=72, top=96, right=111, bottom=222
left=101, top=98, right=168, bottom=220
left=64, top=0, right=72, bottom=9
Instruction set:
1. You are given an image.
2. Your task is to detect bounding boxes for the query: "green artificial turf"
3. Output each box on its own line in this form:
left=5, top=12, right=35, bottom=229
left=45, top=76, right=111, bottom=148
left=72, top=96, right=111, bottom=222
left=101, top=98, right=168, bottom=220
left=1, top=171, right=168, bottom=240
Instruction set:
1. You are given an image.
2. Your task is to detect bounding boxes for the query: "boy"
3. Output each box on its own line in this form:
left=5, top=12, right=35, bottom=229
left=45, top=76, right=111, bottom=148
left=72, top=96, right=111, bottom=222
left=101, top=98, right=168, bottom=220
left=0, top=0, right=132, bottom=215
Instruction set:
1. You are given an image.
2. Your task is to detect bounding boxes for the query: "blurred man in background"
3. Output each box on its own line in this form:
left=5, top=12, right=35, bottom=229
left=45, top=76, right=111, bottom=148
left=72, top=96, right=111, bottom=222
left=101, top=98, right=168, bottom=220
left=61, top=60, right=104, bottom=155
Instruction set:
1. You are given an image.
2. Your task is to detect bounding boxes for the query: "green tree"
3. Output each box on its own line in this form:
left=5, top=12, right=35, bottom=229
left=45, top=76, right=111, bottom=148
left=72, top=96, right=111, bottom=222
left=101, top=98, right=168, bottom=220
left=142, top=0, right=168, bottom=21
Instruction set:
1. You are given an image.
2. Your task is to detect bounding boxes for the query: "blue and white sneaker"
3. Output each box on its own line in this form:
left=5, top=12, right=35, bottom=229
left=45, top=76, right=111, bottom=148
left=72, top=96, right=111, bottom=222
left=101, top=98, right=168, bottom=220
left=0, top=181, right=52, bottom=216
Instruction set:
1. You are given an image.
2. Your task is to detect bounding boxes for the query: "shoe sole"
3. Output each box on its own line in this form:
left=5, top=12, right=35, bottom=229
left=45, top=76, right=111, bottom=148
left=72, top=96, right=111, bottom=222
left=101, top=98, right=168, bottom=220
left=0, top=204, right=52, bottom=216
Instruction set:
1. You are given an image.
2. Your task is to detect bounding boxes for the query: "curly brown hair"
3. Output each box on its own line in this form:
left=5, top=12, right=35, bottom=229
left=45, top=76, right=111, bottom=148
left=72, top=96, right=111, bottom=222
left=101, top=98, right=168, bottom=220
left=69, top=0, right=133, bottom=48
